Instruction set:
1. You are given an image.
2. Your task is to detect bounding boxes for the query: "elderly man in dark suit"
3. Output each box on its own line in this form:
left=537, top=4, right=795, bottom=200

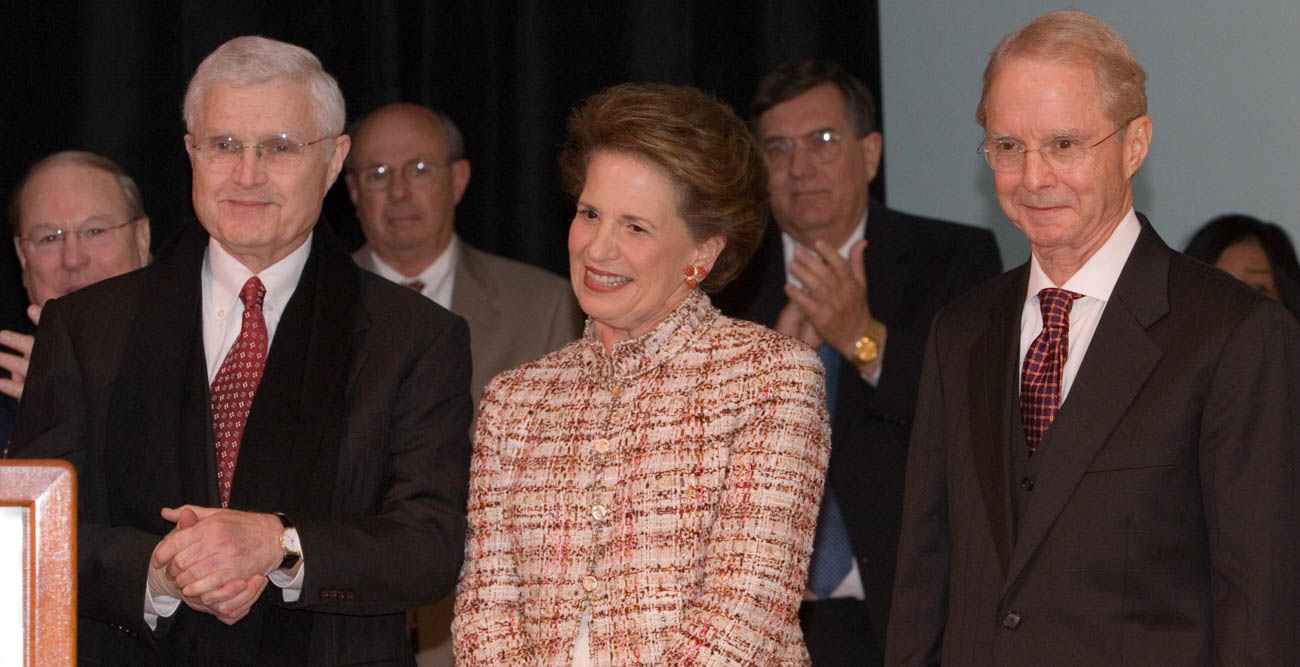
left=714, top=60, right=1001, bottom=665
left=885, top=10, right=1300, bottom=666
left=10, top=36, right=471, bottom=665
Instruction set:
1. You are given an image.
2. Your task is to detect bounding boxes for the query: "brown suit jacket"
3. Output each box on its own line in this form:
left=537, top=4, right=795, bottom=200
left=886, top=217, right=1300, bottom=665
left=11, top=221, right=473, bottom=665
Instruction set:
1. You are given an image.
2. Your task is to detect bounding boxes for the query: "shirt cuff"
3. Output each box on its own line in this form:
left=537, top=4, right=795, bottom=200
left=860, top=361, right=883, bottom=386
left=268, top=560, right=305, bottom=602
left=143, top=581, right=182, bottom=630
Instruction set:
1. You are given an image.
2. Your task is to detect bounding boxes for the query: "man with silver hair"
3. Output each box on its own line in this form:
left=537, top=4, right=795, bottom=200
left=886, top=10, right=1299, bottom=665
left=11, top=36, right=472, bottom=664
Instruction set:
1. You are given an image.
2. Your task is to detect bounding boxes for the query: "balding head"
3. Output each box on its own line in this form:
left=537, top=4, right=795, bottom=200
left=12, top=152, right=151, bottom=305
left=345, top=103, right=471, bottom=277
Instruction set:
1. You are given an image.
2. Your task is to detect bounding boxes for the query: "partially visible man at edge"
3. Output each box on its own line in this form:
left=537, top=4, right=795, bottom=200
left=1, top=150, right=151, bottom=449
left=886, top=9, right=1300, bottom=665
left=714, top=59, right=1001, bottom=665
left=9, top=36, right=471, bottom=665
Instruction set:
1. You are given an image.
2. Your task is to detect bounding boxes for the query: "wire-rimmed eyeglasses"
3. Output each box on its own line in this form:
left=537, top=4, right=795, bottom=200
left=189, top=134, right=334, bottom=170
left=19, top=217, right=141, bottom=253
left=978, top=122, right=1130, bottom=172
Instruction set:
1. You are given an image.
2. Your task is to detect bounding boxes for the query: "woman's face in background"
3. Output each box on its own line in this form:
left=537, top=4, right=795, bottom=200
left=1216, top=235, right=1278, bottom=299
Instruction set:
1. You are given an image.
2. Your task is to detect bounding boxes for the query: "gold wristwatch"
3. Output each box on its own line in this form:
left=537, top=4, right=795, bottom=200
left=853, top=330, right=880, bottom=365
left=275, top=513, right=301, bottom=571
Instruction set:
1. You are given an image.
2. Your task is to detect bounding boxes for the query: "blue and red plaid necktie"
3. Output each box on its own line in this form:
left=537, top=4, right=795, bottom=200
left=1020, top=287, right=1082, bottom=455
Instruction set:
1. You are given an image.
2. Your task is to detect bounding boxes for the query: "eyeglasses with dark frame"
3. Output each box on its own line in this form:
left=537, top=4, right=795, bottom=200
left=352, top=158, right=450, bottom=190
left=189, top=134, right=335, bottom=170
left=761, top=129, right=846, bottom=167
left=19, top=217, right=142, bottom=253
left=978, top=120, right=1132, bottom=172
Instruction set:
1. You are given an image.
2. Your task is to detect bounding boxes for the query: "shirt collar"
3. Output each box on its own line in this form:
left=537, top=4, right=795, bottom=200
left=1026, top=208, right=1141, bottom=304
left=206, top=233, right=313, bottom=319
left=366, top=236, right=458, bottom=287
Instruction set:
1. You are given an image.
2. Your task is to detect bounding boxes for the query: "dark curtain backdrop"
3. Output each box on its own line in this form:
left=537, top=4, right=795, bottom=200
left=0, top=1, right=882, bottom=329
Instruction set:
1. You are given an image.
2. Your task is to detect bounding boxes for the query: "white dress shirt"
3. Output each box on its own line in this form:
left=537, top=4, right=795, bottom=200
left=363, top=236, right=458, bottom=309
left=144, top=235, right=314, bottom=628
left=1019, top=209, right=1141, bottom=401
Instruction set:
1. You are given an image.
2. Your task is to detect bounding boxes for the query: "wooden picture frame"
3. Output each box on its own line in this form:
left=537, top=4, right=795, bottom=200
left=0, top=460, right=76, bottom=666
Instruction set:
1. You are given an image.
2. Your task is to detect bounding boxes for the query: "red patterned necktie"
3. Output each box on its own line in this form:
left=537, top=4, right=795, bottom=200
left=404, top=279, right=426, bottom=293
left=211, top=277, right=268, bottom=507
left=1020, top=287, right=1082, bottom=455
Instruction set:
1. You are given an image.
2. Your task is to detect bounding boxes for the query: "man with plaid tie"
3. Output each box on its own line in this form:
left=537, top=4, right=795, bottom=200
left=9, top=36, right=472, bottom=664
left=886, top=10, right=1300, bottom=666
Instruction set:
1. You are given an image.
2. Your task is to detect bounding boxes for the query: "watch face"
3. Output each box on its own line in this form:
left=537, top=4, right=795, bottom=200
left=282, top=527, right=301, bottom=554
left=856, top=336, right=878, bottom=363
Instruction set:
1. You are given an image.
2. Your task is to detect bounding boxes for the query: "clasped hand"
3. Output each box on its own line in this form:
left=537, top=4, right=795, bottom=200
left=149, top=505, right=284, bottom=625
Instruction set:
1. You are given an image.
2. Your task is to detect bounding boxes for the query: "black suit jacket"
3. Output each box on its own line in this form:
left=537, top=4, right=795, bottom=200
left=886, top=217, right=1300, bottom=666
left=10, top=221, right=473, bottom=665
left=714, top=203, right=1001, bottom=644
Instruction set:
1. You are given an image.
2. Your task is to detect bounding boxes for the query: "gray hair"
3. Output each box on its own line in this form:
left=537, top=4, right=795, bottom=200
left=182, top=36, right=346, bottom=138
left=9, top=150, right=147, bottom=237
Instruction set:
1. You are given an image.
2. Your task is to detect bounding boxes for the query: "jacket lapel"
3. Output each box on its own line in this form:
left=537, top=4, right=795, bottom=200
left=968, top=266, right=1027, bottom=575
left=106, top=222, right=216, bottom=525
left=450, top=244, right=499, bottom=337
left=864, top=203, right=908, bottom=327
left=1001, top=219, right=1169, bottom=596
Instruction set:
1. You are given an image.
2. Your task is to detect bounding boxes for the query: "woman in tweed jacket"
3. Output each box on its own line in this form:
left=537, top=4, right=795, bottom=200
left=452, top=83, right=831, bottom=665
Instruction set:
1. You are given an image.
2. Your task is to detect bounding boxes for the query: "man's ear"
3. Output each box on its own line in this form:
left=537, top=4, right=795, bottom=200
left=132, top=217, right=151, bottom=267
left=324, top=134, right=351, bottom=190
left=344, top=172, right=360, bottom=208
left=14, top=237, right=28, bottom=272
left=451, top=159, right=471, bottom=206
left=860, top=131, right=883, bottom=184
left=1122, top=115, right=1152, bottom=178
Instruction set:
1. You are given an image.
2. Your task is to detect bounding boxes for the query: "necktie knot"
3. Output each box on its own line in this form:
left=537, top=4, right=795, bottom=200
left=239, top=277, right=266, bottom=311
left=1037, top=287, right=1081, bottom=330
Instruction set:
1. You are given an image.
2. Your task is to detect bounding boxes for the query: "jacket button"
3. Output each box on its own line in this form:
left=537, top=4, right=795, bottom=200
left=593, top=438, right=610, bottom=454
left=1021, top=477, right=1035, bottom=491
left=582, top=575, right=598, bottom=593
left=1002, top=611, right=1022, bottom=629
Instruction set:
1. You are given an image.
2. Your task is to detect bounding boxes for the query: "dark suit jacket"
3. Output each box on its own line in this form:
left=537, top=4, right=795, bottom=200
left=714, top=203, right=1001, bottom=645
left=10, top=221, right=473, bottom=665
left=886, top=217, right=1300, bottom=666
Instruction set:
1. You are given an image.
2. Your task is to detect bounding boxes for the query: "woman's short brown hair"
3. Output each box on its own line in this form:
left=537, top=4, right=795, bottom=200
left=558, top=82, right=768, bottom=292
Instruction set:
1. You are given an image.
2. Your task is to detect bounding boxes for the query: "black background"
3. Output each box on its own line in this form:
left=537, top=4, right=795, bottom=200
left=0, top=1, right=883, bottom=329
